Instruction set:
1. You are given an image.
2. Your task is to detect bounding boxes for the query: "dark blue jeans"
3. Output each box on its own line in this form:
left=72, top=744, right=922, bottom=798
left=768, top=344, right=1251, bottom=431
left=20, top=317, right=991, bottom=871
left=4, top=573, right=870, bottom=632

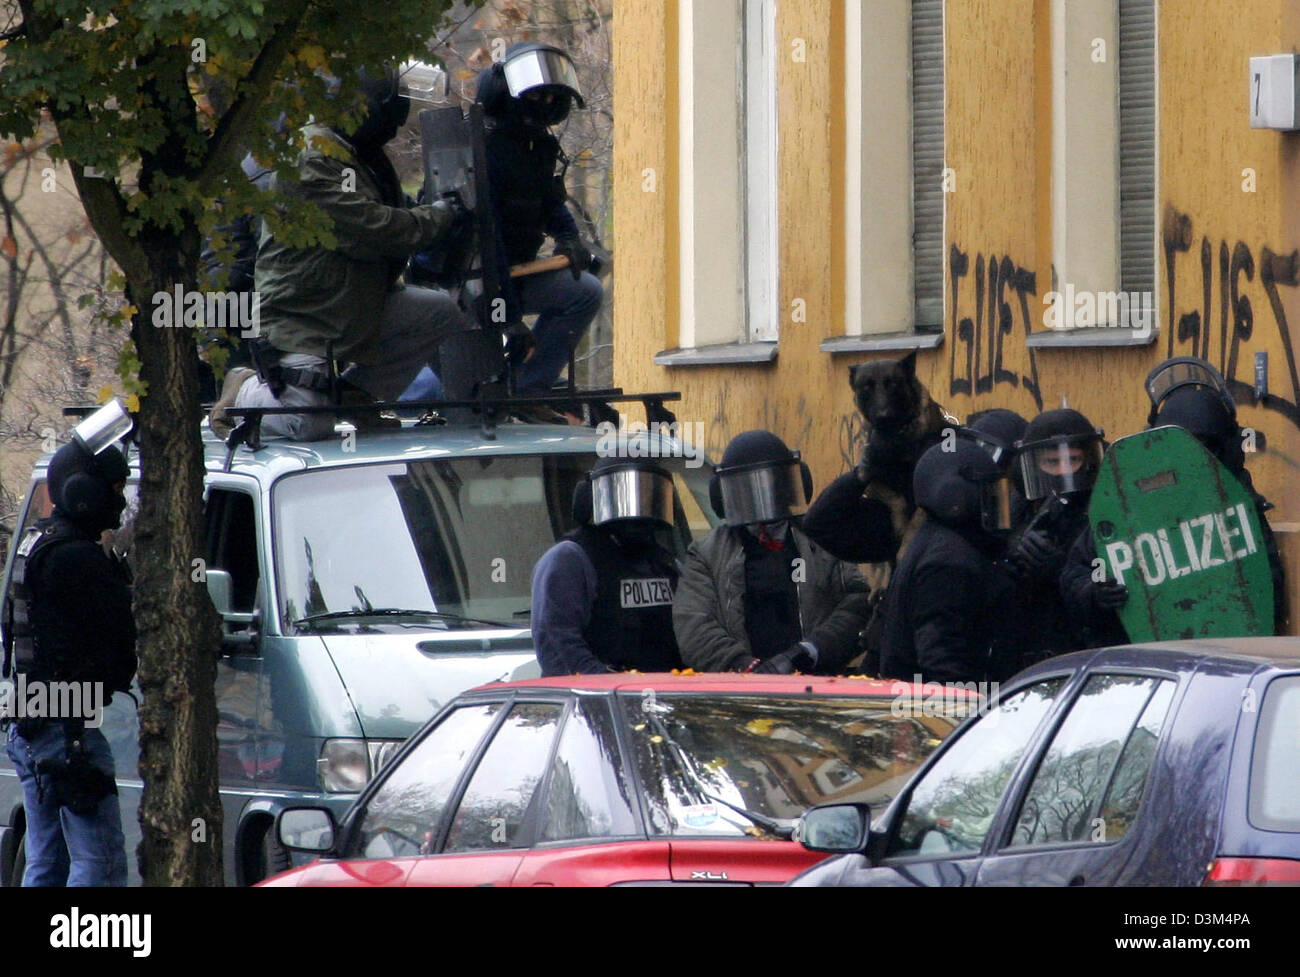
left=514, top=269, right=603, bottom=394
left=5, top=722, right=127, bottom=886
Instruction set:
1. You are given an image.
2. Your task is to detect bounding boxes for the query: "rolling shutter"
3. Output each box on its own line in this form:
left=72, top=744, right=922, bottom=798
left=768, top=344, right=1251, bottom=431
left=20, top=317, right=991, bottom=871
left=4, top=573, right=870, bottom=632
left=912, top=0, right=945, bottom=329
left=1119, top=0, right=1156, bottom=304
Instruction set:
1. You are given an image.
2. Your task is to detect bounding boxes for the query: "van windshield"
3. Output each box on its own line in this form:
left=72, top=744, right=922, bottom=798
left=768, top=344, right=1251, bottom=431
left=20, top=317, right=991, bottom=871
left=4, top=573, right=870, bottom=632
left=271, top=452, right=715, bottom=633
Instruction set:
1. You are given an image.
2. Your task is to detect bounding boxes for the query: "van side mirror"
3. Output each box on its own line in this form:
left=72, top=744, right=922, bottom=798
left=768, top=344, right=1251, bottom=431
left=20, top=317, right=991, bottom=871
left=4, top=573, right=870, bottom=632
left=205, top=568, right=258, bottom=652
left=794, top=803, right=872, bottom=854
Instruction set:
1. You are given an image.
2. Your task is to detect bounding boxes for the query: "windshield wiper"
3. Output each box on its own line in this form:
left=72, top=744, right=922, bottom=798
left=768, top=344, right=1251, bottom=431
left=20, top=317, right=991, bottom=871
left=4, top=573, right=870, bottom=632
left=292, top=608, right=513, bottom=629
left=644, top=712, right=796, bottom=840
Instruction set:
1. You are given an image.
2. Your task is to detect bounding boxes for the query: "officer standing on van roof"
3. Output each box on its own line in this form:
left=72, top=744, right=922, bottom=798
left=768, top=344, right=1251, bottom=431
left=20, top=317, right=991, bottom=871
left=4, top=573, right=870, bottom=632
left=531, top=457, right=683, bottom=676
left=2, top=401, right=137, bottom=886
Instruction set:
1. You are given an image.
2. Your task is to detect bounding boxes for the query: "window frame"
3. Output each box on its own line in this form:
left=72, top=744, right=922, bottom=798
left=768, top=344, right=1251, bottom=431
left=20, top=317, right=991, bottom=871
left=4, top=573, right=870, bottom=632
left=999, top=672, right=1177, bottom=853
left=340, top=694, right=515, bottom=859
left=1029, top=0, right=1159, bottom=349
left=439, top=697, right=572, bottom=855
left=823, top=0, right=946, bottom=356
left=878, top=674, right=1074, bottom=864
left=530, top=692, right=648, bottom=849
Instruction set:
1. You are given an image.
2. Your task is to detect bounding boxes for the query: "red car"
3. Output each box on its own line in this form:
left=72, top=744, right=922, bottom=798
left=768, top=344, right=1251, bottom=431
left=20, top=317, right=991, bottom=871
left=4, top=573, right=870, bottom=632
left=260, top=673, right=974, bottom=886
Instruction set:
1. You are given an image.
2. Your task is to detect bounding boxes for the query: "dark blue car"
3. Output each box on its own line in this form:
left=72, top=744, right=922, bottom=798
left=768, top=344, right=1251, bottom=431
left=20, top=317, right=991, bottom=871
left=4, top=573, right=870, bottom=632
left=790, top=638, right=1300, bottom=886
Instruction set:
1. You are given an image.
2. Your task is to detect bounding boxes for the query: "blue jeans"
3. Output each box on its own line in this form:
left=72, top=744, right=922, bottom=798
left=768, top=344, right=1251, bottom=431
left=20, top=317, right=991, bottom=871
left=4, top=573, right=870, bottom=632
left=5, top=722, right=127, bottom=886
left=514, top=269, right=603, bottom=394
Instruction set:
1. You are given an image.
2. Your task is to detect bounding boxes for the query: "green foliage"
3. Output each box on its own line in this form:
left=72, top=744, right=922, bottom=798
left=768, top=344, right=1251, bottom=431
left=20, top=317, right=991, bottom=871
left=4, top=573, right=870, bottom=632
left=0, top=0, right=465, bottom=246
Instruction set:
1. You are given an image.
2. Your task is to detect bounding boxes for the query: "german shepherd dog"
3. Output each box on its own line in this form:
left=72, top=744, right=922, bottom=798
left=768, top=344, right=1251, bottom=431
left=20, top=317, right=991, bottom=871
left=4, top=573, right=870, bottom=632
left=850, top=350, right=955, bottom=561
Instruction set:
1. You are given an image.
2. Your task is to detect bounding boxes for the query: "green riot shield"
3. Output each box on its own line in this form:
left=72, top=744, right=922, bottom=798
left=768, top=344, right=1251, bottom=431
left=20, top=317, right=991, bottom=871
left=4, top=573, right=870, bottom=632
left=1088, top=426, right=1274, bottom=642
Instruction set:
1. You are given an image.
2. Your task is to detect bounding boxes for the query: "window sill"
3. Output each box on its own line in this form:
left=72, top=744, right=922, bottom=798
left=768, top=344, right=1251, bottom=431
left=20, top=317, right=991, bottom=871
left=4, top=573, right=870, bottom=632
left=653, top=341, right=778, bottom=367
left=819, top=331, right=944, bottom=354
left=1025, top=327, right=1158, bottom=348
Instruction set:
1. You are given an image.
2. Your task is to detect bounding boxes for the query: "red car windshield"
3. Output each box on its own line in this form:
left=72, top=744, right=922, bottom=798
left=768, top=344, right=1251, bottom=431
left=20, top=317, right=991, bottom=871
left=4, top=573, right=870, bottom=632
left=621, top=692, right=965, bottom=839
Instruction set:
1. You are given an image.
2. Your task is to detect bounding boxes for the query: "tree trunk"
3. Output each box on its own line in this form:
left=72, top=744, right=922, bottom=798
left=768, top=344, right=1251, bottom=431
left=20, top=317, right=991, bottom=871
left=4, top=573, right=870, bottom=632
left=129, top=227, right=225, bottom=885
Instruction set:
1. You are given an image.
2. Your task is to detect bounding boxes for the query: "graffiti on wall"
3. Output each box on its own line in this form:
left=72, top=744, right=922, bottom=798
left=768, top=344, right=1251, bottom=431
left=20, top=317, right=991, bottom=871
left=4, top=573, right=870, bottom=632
left=1163, top=204, right=1300, bottom=431
left=947, top=244, right=1044, bottom=411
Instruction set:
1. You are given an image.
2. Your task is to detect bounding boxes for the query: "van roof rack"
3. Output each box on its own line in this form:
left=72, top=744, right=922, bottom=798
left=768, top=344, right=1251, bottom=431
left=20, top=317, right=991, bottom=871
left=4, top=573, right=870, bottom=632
left=217, top=389, right=681, bottom=469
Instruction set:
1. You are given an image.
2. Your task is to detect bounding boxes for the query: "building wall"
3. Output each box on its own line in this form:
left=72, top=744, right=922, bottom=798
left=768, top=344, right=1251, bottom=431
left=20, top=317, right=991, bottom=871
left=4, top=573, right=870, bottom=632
left=614, top=0, right=1300, bottom=623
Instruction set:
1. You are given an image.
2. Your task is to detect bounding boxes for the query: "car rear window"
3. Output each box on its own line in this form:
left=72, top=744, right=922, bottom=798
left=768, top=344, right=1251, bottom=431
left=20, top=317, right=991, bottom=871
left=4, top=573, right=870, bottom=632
left=620, top=692, right=964, bottom=839
left=1249, top=675, right=1300, bottom=832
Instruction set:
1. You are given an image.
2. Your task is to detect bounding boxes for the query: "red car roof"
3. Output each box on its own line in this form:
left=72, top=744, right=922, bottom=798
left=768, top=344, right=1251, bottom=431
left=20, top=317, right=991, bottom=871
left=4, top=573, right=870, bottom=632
left=470, top=671, right=981, bottom=698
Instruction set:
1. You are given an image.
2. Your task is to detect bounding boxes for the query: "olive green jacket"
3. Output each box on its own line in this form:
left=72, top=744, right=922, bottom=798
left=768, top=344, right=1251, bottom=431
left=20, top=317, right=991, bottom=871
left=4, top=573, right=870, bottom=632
left=255, top=125, right=455, bottom=363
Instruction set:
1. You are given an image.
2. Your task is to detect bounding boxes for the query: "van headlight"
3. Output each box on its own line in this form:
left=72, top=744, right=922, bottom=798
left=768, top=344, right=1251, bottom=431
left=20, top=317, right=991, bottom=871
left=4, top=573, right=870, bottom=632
left=317, top=738, right=404, bottom=792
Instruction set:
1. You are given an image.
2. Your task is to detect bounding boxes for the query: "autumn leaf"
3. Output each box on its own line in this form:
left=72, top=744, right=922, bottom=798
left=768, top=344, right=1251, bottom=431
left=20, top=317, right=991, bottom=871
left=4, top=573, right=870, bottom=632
left=298, top=44, right=326, bottom=70
left=1, top=235, right=16, bottom=259
left=96, top=384, right=114, bottom=404
left=125, top=394, right=140, bottom=413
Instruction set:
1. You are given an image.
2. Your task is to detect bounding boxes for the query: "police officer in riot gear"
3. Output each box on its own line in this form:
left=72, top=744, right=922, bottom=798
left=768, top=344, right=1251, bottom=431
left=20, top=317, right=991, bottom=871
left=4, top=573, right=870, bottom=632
left=877, top=435, right=1015, bottom=685
left=473, top=43, right=603, bottom=405
left=2, top=401, right=136, bottom=886
left=1061, top=357, right=1287, bottom=640
left=991, top=408, right=1106, bottom=670
left=673, top=431, right=871, bottom=675
left=209, top=66, right=483, bottom=441
left=531, top=457, right=683, bottom=675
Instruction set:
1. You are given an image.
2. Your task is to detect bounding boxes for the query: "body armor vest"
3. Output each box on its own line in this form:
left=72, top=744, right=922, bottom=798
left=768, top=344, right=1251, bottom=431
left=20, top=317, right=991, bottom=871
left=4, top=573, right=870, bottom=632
left=2, top=520, right=80, bottom=679
left=569, top=525, right=682, bottom=673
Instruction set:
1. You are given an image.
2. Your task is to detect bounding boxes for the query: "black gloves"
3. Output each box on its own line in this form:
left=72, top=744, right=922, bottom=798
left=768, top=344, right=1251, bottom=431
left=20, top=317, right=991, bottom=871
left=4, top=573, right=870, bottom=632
left=1005, top=528, right=1063, bottom=579
left=553, top=236, right=591, bottom=280
left=1091, top=580, right=1130, bottom=610
left=504, top=321, right=536, bottom=366
left=749, top=645, right=816, bottom=675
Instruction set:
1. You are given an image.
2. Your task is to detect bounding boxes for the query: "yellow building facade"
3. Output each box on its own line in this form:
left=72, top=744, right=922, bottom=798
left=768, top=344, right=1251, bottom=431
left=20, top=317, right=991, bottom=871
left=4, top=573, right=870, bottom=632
left=613, top=0, right=1300, bottom=624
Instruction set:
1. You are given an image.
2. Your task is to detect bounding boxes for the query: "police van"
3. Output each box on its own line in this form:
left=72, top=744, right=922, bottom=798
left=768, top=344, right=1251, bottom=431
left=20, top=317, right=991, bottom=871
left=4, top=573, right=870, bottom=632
left=0, top=405, right=716, bottom=884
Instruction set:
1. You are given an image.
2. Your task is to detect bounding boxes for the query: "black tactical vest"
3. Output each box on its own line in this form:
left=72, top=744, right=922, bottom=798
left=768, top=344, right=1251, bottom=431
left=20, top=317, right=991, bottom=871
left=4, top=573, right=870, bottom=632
left=2, top=519, right=80, bottom=679
left=569, top=525, right=682, bottom=673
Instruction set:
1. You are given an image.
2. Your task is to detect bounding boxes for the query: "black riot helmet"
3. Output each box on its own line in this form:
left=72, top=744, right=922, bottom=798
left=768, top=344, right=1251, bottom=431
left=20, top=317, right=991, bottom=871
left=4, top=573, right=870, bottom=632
left=46, top=398, right=133, bottom=533
left=964, top=409, right=1028, bottom=469
left=47, top=442, right=129, bottom=534
left=1016, top=408, right=1105, bottom=502
left=1144, top=356, right=1236, bottom=427
left=709, top=430, right=813, bottom=527
left=913, top=437, right=1003, bottom=529
left=346, top=66, right=410, bottom=148
left=572, top=456, right=675, bottom=532
left=478, top=42, right=584, bottom=127
left=1154, top=386, right=1245, bottom=473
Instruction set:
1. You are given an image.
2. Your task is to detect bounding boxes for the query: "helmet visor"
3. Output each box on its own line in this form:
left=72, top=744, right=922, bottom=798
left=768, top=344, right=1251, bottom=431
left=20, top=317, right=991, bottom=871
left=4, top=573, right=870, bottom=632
left=503, top=48, right=583, bottom=105
left=978, top=474, right=1020, bottom=533
left=718, top=459, right=806, bottom=526
left=1145, top=358, right=1230, bottom=412
left=72, top=398, right=133, bottom=456
left=590, top=466, right=675, bottom=527
left=1018, top=438, right=1104, bottom=500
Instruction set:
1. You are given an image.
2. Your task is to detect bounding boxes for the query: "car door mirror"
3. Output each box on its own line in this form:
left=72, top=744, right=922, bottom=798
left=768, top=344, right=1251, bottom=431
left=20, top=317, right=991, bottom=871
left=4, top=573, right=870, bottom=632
left=277, top=807, right=337, bottom=854
left=206, top=568, right=259, bottom=653
left=794, top=803, right=872, bottom=854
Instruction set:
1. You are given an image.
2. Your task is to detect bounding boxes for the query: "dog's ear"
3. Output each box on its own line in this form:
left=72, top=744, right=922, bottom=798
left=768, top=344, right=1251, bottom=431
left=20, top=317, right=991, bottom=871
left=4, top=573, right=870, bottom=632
left=848, top=363, right=862, bottom=389
left=895, top=350, right=918, bottom=377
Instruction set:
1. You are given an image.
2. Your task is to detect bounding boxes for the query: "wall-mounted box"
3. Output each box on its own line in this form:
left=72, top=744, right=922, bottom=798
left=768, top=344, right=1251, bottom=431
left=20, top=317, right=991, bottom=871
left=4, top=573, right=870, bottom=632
left=1250, top=54, right=1300, bottom=130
